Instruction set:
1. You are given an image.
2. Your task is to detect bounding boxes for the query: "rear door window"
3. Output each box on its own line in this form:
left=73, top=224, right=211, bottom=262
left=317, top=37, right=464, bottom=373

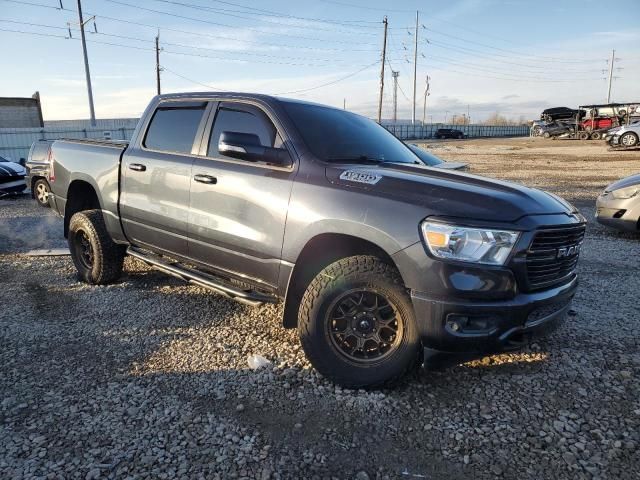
left=144, top=102, right=207, bottom=154
left=207, top=104, right=283, bottom=158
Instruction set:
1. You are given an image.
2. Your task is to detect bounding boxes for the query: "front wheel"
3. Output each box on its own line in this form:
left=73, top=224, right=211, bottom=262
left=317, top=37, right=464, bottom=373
left=620, top=132, right=639, bottom=147
left=590, top=131, right=602, bottom=140
left=68, top=210, right=126, bottom=284
left=33, top=179, right=50, bottom=208
left=298, top=256, right=420, bottom=388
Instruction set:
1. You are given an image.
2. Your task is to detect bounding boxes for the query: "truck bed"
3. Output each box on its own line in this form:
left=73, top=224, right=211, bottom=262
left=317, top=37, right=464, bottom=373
left=48, top=138, right=128, bottom=239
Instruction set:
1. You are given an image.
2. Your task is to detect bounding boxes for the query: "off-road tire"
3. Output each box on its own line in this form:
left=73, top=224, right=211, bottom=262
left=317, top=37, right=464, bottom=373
left=68, top=209, right=126, bottom=284
left=590, top=131, right=602, bottom=141
left=298, top=255, right=420, bottom=389
left=543, top=131, right=551, bottom=138
left=33, top=179, right=50, bottom=208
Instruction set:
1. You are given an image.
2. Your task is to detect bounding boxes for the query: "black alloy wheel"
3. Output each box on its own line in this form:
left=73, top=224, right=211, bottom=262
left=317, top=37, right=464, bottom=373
left=327, top=289, right=403, bottom=363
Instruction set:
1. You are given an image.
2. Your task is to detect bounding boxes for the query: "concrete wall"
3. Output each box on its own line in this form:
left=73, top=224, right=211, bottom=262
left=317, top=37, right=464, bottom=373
left=0, top=93, right=44, bottom=128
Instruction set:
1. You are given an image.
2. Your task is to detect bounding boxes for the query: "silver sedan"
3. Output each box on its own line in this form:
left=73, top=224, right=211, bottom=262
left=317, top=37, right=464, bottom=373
left=596, top=173, right=640, bottom=232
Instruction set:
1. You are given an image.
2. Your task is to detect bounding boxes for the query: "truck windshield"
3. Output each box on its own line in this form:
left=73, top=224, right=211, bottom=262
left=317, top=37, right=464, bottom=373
left=281, top=101, right=421, bottom=164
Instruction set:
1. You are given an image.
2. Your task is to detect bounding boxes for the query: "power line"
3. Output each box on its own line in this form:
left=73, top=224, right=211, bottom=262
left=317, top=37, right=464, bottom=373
left=146, top=0, right=380, bottom=35
left=105, top=0, right=379, bottom=46
left=318, top=0, right=414, bottom=13
left=162, top=60, right=380, bottom=96
left=274, top=60, right=380, bottom=94
left=0, top=0, right=381, bottom=53
left=426, top=63, right=601, bottom=83
left=0, top=19, right=378, bottom=67
left=423, top=39, right=603, bottom=72
left=423, top=26, right=600, bottom=63
left=162, top=66, right=229, bottom=91
left=424, top=53, right=602, bottom=78
left=202, top=0, right=383, bottom=27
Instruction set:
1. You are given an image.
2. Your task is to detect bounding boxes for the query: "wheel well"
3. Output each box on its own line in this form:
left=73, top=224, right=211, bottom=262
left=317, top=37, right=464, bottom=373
left=30, top=176, right=48, bottom=190
left=63, top=180, right=101, bottom=238
left=282, top=233, right=402, bottom=329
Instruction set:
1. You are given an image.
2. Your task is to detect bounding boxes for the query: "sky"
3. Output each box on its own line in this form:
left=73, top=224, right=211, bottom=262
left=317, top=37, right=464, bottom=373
left=1, top=0, right=639, bottom=122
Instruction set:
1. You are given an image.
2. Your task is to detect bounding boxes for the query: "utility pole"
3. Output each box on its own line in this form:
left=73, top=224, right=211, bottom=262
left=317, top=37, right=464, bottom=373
left=411, top=10, right=419, bottom=124
left=76, top=0, right=96, bottom=126
left=392, top=71, right=399, bottom=123
left=445, top=110, right=449, bottom=123
left=343, top=98, right=346, bottom=110
left=156, top=32, right=162, bottom=95
left=422, top=75, right=430, bottom=125
left=606, top=49, right=615, bottom=103
left=377, top=16, right=388, bottom=123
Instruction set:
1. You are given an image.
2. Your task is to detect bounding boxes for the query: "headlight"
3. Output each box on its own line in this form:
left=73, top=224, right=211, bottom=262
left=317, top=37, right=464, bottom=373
left=421, top=222, right=519, bottom=265
left=610, top=186, right=640, bottom=199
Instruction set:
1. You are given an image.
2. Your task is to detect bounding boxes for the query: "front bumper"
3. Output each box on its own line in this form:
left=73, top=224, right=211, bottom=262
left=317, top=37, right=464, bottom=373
left=0, top=177, right=27, bottom=194
left=596, top=193, right=639, bottom=232
left=411, top=275, right=577, bottom=359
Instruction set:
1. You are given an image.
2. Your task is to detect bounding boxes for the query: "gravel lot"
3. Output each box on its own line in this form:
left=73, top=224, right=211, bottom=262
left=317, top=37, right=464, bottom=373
left=1, top=138, right=639, bottom=479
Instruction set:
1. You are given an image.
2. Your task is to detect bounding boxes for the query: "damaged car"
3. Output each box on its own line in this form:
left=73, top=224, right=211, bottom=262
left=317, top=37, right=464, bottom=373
left=0, top=156, right=27, bottom=196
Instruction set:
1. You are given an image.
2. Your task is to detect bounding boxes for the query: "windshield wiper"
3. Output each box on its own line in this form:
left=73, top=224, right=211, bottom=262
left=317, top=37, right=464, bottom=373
left=326, top=155, right=385, bottom=164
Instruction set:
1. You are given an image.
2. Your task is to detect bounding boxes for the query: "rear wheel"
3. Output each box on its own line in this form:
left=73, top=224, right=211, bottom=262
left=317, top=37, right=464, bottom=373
left=590, top=131, right=602, bottom=140
left=542, top=132, right=551, bottom=138
left=298, top=255, right=420, bottom=388
left=620, top=132, right=639, bottom=147
left=68, top=210, right=126, bottom=284
left=33, top=179, right=50, bottom=208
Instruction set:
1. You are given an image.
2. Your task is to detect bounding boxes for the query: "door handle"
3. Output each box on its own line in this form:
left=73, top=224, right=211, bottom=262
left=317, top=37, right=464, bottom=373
left=193, top=174, right=217, bottom=185
left=129, top=163, right=146, bottom=172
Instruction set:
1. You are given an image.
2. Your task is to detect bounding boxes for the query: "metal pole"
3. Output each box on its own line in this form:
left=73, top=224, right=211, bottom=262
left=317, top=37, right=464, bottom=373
left=377, top=16, right=388, bottom=123
left=422, top=75, right=429, bottom=125
left=156, top=32, right=161, bottom=95
left=606, top=49, right=615, bottom=103
left=412, top=10, right=419, bottom=125
left=392, top=71, right=399, bottom=123
left=77, top=0, right=96, bottom=126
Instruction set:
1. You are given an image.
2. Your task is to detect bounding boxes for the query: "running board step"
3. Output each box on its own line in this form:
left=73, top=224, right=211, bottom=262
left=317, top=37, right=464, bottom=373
left=127, top=247, right=277, bottom=307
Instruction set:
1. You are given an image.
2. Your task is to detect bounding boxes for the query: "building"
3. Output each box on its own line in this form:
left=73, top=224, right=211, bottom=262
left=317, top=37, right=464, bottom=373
left=0, top=92, right=44, bottom=128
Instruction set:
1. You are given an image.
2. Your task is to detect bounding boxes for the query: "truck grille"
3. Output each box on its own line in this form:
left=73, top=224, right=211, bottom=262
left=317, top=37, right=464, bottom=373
left=525, top=225, right=585, bottom=291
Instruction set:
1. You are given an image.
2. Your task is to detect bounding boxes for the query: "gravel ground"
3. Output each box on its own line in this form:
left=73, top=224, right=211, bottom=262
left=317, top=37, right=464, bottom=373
left=1, top=138, right=639, bottom=479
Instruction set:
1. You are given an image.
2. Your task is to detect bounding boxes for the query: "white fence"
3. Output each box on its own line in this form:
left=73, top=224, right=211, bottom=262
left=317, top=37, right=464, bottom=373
left=0, top=126, right=135, bottom=162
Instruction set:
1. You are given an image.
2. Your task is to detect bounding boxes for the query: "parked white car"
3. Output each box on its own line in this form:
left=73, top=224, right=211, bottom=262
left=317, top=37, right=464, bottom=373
left=596, top=173, right=640, bottom=232
left=609, top=121, right=640, bottom=147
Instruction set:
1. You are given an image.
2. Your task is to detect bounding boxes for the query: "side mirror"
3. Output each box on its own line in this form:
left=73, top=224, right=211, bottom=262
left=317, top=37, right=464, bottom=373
left=218, top=131, right=290, bottom=166
left=19, top=158, right=26, bottom=167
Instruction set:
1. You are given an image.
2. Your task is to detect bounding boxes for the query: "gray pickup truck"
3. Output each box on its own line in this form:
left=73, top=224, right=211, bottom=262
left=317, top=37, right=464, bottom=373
left=38, top=92, right=586, bottom=388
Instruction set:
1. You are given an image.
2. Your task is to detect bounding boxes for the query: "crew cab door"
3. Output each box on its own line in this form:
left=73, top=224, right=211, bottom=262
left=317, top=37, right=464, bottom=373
left=188, top=101, right=296, bottom=288
left=120, top=100, right=209, bottom=256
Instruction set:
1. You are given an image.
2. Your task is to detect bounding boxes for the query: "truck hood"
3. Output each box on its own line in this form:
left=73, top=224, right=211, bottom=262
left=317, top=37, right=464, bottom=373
left=326, top=162, right=576, bottom=223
